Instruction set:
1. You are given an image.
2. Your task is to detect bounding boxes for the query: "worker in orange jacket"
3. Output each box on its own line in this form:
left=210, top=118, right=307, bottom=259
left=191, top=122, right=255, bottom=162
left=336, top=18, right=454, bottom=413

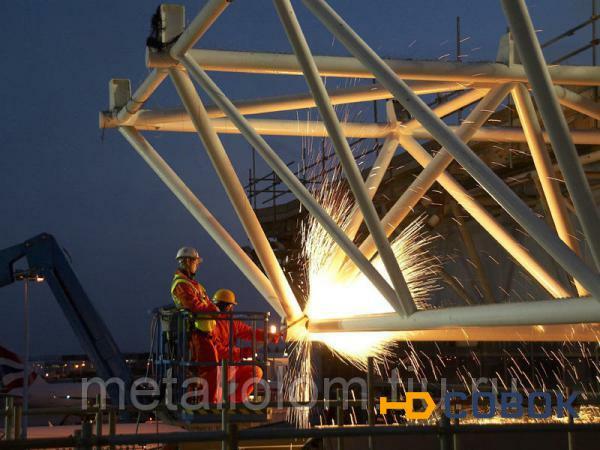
left=170, top=247, right=220, bottom=405
left=212, top=289, right=280, bottom=403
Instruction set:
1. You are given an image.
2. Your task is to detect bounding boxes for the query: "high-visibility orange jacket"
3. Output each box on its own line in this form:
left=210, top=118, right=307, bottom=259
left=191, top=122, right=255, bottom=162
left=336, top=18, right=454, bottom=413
left=170, top=269, right=219, bottom=333
left=213, top=318, right=266, bottom=362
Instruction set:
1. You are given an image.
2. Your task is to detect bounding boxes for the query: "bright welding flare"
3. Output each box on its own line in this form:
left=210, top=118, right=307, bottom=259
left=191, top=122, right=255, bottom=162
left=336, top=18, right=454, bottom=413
left=300, top=180, right=440, bottom=368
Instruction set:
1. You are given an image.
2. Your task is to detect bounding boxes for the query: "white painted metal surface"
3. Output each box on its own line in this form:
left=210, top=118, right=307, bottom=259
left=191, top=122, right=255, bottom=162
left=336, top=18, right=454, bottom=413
left=101, top=0, right=600, bottom=337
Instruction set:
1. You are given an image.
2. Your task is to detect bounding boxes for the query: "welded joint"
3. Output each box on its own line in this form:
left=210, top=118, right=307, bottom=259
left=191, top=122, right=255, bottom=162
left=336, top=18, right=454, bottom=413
left=285, top=314, right=309, bottom=341
left=385, top=100, right=401, bottom=137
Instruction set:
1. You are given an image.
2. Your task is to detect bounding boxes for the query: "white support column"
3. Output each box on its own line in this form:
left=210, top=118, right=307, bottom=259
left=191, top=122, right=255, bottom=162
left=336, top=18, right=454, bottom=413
left=308, top=296, right=600, bottom=333
left=179, top=54, right=404, bottom=312
left=512, top=83, right=586, bottom=296
left=169, top=68, right=303, bottom=322
left=502, top=0, right=600, bottom=271
left=274, top=0, right=414, bottom=316
left=303, top=0, right=600, bottom=299
left=357, top=83, right=513, bottom=261
left=118, top=127, right=285, bottom=317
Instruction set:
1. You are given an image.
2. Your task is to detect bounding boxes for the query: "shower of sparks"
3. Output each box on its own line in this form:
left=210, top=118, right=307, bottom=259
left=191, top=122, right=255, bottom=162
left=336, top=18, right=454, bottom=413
left=301, top=180, right=440, bottom=367
left=283, top=142, right=440, bottom=426
left=280, top=99, right=599, bottom=429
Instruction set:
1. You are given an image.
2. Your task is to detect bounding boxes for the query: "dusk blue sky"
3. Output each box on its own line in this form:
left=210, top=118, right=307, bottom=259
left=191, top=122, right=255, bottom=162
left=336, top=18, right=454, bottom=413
left=0, top=0, right=593, bottom=356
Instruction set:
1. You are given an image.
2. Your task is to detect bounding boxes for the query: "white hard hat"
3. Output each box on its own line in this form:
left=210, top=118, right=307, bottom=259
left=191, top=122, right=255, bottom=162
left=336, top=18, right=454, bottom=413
left=176, top=247, right=202, bottom=261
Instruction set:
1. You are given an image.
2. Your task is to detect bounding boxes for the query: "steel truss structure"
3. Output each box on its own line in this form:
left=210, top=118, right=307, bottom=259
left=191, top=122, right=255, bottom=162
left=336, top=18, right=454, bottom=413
left=100, top=0, right=600, bottom=341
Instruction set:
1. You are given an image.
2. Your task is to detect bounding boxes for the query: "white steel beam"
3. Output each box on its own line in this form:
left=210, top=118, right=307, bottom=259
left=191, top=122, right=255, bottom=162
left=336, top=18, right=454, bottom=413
left=330, top=89, right=486, bottom=271
left=502, top=0, right=600, bottom=271
left=169, top=0, right=230, bottom=58
left=400, top=88, right=490, bottom=133
left=356, top=84, right=513, bottom=263
left=389, top=133, right=573, bottom=299
left=341, top=137, right=397, bottom=241
left=169, top=68, right=303, bottom=322
left=178, top=53, right=404, bottom=311
left=555, top=85, right=600, bottom=121
left=146, top=48, right=600, bottom=86
left=114, top=0, right=230, bottom=125
left=100, top=80, right=465, bottom=127
left=411, top=126, right=600, bottom=145
left=115, top=69, right=168, bottom=124
left=308, top=297, right=600, bottom=333
left=304, top=0, right=600, bottom=299
left=118, top=126, right=285, bottom=316
left=274, top=0, right=414, bottom=316
left=334, top=88, right=490, bottom=253
left=103, top=115, right=600, bottom=145
left=351, top=324, right=600, bottom=342
left=512, top=83, right=586, bottom=296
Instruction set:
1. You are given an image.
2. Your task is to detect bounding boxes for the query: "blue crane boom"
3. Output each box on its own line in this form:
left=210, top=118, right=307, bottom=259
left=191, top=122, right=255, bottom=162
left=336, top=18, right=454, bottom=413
left=0, top=233, right=132, bottom=402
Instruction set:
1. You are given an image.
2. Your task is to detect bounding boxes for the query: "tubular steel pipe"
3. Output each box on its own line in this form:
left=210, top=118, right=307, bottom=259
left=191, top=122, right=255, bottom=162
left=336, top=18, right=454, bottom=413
left=147, top=48, right=600, bottom=86
left=169, top=0, right=230, bottom=58
left=512, top=83, right=586, bottom=296
left=169, top=68, right=302, bottom=322
left=118, top=126, right=284, bottom=316
left=179, top=54, right=403, bottom=312
left=304, top=323, right=600, bottom=341
left=331, top=89, right=487, bottom=270
left=343, top=137, right=398, bottom=238
left=400, top=88, right=490, bottom=133
left=393, top=132, right=571, bottom=298
left=555, top=85, right=600, bottom=121
left=102, top=80, right=464, bottom=127
left=357, top=84, right=513, bottom=262
left=116, top=0, right=230, bottom=125
left=304, top=0, right=600, bottom=299
left=410, top=126, right=600, bottom=145
left=105, top=116, right=600, bottom=145
left=337, top=89, right=488, bottom=255
left=308, top=296, right=600, bottom=333
left=274, top=0, right=414, bottom=316
left=115, top=69, right=168, bottom=124
left=502, top=0, right=600, bottom=271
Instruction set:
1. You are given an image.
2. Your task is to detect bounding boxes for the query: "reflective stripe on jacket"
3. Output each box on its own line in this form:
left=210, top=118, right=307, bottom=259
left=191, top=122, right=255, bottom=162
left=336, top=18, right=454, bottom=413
left=170, top=270, right=217, bottom=333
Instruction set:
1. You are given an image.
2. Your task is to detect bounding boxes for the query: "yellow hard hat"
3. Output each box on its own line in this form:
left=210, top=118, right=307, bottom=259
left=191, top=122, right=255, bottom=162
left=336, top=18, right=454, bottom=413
left=213, top=289, right=237, bottom=305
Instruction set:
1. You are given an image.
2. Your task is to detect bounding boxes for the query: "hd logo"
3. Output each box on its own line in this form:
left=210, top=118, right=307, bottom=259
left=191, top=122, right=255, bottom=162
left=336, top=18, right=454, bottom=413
left=379, top=391, right=579, bottom=419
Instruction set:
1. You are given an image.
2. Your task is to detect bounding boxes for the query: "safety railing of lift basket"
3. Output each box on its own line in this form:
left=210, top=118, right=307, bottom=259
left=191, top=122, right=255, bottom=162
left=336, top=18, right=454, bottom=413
left=152, top=307, right=270, bottom=411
